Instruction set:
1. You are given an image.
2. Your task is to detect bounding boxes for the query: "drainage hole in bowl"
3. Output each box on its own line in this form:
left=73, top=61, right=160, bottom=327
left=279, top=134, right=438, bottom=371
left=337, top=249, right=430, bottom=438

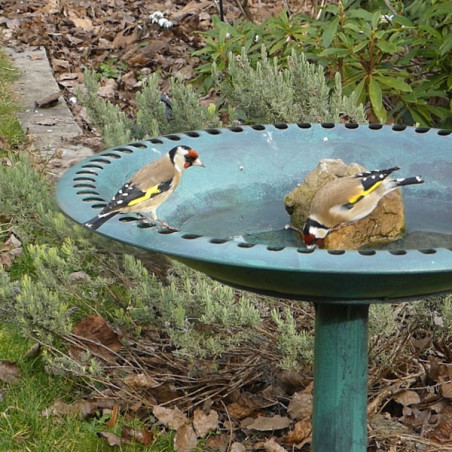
left=389, top=249, right=407, bottom=256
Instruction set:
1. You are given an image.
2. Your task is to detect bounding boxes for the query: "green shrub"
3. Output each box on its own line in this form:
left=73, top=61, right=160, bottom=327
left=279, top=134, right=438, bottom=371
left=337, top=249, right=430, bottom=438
left=214, top=47, right=366, bottom=124
left=81, top=46, right=366, bottom=148
left=80, top=70, right=220, bottom=147
left=194, top=0, right=451, bottom=127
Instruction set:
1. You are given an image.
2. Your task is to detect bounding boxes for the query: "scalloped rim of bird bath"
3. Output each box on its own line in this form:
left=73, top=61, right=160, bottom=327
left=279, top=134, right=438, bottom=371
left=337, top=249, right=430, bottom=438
left=56, top=123, right=452, bottom=301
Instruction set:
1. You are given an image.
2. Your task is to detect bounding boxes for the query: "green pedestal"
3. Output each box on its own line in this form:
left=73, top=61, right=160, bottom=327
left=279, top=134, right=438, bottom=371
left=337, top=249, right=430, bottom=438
left=312, top=303, right=369, bottom=452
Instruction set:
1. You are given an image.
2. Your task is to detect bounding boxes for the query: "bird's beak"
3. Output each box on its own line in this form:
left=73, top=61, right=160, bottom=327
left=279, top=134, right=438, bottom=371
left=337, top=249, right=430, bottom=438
left=193, top=158, right=205, bottom=168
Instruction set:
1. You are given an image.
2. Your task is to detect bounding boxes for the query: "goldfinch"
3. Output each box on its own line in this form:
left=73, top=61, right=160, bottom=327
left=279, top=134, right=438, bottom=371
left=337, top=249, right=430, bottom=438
left=302, top=166, right=424, bottom=248
left=84, top=145, right=204, bottom=231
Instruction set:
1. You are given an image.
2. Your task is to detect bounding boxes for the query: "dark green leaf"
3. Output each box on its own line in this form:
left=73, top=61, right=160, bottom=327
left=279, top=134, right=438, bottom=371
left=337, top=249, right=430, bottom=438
left=349, top=9, right=373, bottom=21
left=354, top=79, right=366, bottom=104
left=369, top=78, right=386, bottom=122
left=375, top=76, right=412, bottom=92
left=391, top=16, right=413, bottom=28
left=376, top=40, right=398, bottom=53
left=353, top=41, right=368, bottom=53
left=322, top=17, right=340, bottom=48
left=440, top=34, right=452, bottom=57
left=371, top=11, right=381, bottom=30
left=319, top=48, right=350, bottom=57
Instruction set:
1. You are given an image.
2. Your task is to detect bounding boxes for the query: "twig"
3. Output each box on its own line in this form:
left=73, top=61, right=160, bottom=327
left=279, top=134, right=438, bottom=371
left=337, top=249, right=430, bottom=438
left=382, top=0, right=398, bottom=16
left=221, top=399, right=234, bottom=451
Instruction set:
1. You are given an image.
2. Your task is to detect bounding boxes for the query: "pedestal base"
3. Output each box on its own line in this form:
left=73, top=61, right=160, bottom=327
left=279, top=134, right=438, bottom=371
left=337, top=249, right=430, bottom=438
left=312, top=303, right=369, bottom=452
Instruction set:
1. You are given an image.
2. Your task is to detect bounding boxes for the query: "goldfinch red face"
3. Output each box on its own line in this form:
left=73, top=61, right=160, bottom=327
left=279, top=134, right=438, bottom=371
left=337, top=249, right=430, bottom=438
left=302, top=218, right=330, bottom=249
left=184, top=148, right=204, bottom=169
left=171, top=145, right=204, bottom=171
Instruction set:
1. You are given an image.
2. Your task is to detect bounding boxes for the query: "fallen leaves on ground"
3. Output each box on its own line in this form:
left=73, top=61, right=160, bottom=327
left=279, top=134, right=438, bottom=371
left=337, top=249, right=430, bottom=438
left=153, top=405, right=187, bottom=430
left=0, top=230, right=23, bottom=269
left=0, top=360, right=21, bottom=384
left=193, top=408, right=219, bottom=437
left=121, top=425, right=154, bottom=446
left=174, top=423, right=198, bottom=452
left=241, top=414, right=291, bottom=432
left=97, top=431, right=123, bottom=447
left=69, top=315, right=122, bottom=362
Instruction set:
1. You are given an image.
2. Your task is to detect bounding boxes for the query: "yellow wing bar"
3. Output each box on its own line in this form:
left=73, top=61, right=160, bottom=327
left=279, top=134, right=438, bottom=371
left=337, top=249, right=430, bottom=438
left=347, top=180, right=383, bottom=205
left=127, top=185, right=161, bottom=207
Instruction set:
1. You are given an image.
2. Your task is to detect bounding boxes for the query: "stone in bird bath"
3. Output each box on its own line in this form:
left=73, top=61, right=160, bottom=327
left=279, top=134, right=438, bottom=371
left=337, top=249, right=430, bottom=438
left=284, top=159, right=406, bottom=250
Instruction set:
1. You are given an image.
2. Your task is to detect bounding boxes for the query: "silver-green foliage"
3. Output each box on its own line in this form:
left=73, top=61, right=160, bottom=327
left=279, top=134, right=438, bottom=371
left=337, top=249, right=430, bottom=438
left=120, top=255, right=263, bottom=359
left=81, top=72, right=220, bottom=146
left=369, top=304, right=398, bottom=340
left=1, top=156, right=314, bottom=372
left=215, top=47, right=367, bottom=124
left=168, top=78, right=220, bottom=133
left=135, top=74, right=167, bottom=139
left=81, top=47, right=366, bottom=148
left=81, top=70, right=132, bottom=148
left=271, top=307, right=314, bottom=370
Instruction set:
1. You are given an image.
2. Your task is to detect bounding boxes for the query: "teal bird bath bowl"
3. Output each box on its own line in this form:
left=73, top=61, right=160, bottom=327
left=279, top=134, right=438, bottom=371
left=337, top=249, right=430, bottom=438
left=57, top=123, right=452, bottom=451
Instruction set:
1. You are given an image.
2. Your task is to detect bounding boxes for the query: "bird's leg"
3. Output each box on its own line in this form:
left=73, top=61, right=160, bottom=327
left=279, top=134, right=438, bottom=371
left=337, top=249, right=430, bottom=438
left=155, top=219, right=179, bottom=231
left=136, top=213, right=178, bottom=231
left=136, top=213, right=158, bottom=226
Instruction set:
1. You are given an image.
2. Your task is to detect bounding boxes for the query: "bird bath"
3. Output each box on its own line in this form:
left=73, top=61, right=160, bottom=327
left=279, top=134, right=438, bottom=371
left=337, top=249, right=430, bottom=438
left=56, top=123, right=452, bottom=451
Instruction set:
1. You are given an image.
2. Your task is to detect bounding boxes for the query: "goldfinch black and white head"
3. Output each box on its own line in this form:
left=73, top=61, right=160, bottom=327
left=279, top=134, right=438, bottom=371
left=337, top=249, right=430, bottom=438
left=302, top=166, right=424, bottom=249
left=84, top=145, right=204, bottom=231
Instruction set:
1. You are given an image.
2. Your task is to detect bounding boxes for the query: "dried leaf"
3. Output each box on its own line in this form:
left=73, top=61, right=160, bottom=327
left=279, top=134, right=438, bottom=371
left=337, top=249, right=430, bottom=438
left=0, top=253, right=11, bottom=268
left=205, top=433, right=229, bottom=451
left=112, top=25, right=139, bottom=48
left=254, top=437, right=287, bottom=451
left=0, top=361, right=21, bottom=384
left=53, top=59, right=71, bottom=71
left=287, top=387, right=313, bottom=420
left=1, top=230, right=23, bottom=268
left=97, top=431, right=124, bottom=447
left=241, top=415, right=291, bottom=431
left=393, top=390, right=421, bottom=406
left=174, top=424, right=197, bottom=452
left=283, top=419, right=312, bottom=444
left=5, top=232, right=21, bottom=249
left=193, top=408, right=219, bottom=437
left=226, top=401, right=255, bottom=420
left=98, top=79, right=118, bottom=99
left=124, top=373, right=158, bottom=389
left=121, top=425, right=154, bottom=445
left=153, top=405, right=187, bottom=430
left=68, top=10, right=94, bottom=31
left=230, top=442, right=246, bottom=452
left=106, top=404, right=119, bottom=427
left=0, top=138, right=11, bottom=152
left=429, top=420, right=452, bottom=443
left=439, top=364, right=452, bottom=399
left=42, top=399, right=96, bottom=418
left=70, top=315, right=122, bottom=362
left=400, top=406, right=430, bottom=429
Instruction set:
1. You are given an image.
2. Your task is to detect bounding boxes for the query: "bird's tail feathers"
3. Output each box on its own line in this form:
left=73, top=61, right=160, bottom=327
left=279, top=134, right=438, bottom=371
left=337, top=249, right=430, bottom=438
left=355, top=166, right=400, bottom=179
left=84, top=211, right=117, bottom=230
left=394, top=175, right=424, bottom=187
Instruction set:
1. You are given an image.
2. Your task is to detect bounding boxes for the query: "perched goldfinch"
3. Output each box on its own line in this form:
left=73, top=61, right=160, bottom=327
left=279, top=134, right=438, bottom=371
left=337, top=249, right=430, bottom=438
left=302, top=166, right=424, bottom=248
left=84, top=145, right=204, bottom=231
